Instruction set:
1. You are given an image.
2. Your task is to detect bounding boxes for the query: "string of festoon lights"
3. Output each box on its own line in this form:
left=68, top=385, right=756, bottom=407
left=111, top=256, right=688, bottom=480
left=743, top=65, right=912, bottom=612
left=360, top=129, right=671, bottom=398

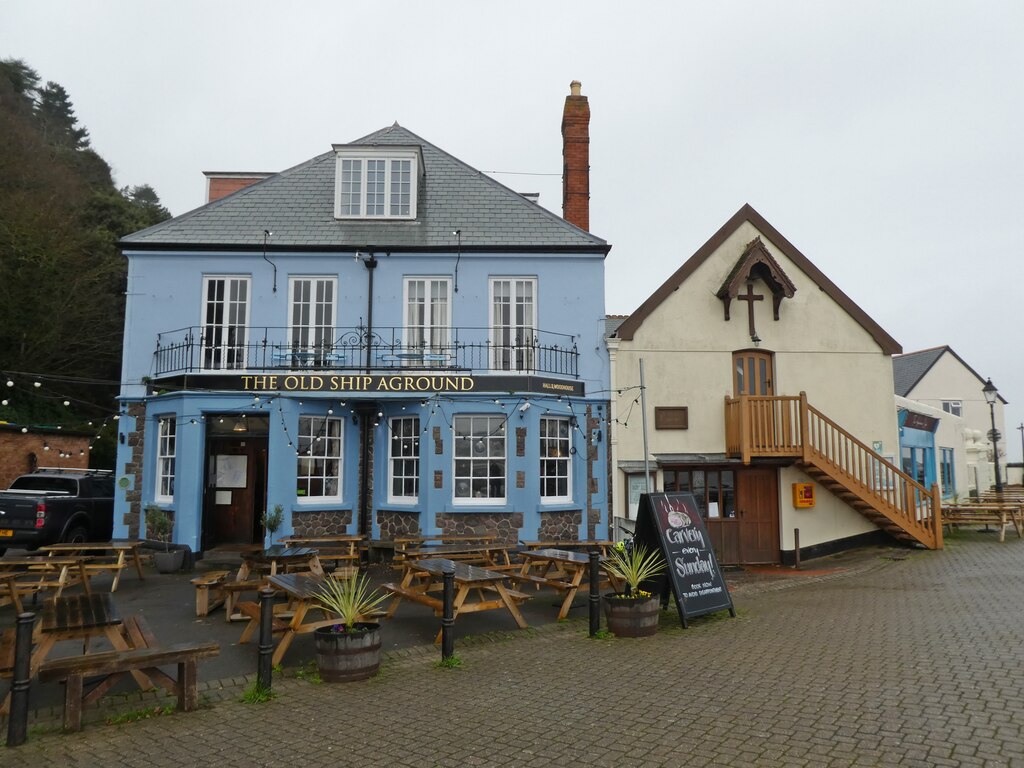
left=1, top=372, right=123, bottom=457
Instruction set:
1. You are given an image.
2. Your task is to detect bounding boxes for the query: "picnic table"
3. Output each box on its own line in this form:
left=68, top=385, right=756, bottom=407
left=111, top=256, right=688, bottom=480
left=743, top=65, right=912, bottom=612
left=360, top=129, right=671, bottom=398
left=277, top=535, right=363, bottom=573
left=0, top=556, right=93, bottom=612
left=0, top=593, right=151, bottom=716
left=509, top=548, right=620, bottom=620
left=39, top=541, right=146, bottom=591
left=392, top=533, right=498, bottom=564
left=942, top=503, right=1024, bottom=542
left=383, top=558, right=529, bottom=643
left=400, top=543, right=515, bottom=568
left=520, top=540, right=615, bottom=556
left=237, top=546, right=323, bottom=580
left=237, top=572, right=348, bottom=666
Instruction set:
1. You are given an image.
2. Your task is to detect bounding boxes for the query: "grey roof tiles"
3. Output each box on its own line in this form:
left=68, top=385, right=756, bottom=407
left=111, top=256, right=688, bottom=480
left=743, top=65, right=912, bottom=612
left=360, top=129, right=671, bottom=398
left=122, top=124, right=607, bottom=251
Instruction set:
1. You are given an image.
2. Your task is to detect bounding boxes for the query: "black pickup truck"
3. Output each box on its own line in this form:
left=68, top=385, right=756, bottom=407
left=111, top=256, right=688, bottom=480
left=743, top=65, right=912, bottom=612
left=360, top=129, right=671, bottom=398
left=0, top=469, right=115, bottom=555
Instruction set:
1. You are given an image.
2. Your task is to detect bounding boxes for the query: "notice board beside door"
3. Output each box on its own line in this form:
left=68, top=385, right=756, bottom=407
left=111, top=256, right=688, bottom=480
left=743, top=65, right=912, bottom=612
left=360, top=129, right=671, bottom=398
left=634, top=492, right=735, bottom=628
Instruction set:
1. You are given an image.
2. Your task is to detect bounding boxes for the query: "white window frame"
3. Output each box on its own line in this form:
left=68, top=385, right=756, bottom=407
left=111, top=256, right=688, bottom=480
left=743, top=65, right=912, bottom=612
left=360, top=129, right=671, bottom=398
left=155, top=416, right=176, bottom=503
left=489, top=277, right=537, bottom=372
left=333, top=148, right=419, bottom=220
left=453, top=415, right=506, bottom=505
left=941, top=400, right=962, bottom=417
left=539, top=416, right=572, bottom=503
left=287, top=276, right=337, bottom=365
left=388, top=416, right=421, bottom=503
left=403, top=277, right=451, bottom=361
left=296, top=415, right=343, bottom=502
left=201, top=275, right=251, bottom=371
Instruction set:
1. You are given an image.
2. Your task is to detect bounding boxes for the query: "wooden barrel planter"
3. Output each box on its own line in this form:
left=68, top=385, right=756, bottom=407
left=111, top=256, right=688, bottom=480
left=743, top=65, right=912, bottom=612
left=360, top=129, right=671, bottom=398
left=602, top=594, right=661, bottom=637
left=314, top=623, right=382, bottom=682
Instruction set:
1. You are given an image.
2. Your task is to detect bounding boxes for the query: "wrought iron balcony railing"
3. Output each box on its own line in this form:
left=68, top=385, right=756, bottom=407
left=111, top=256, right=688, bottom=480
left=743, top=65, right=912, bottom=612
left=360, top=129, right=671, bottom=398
left=153, top=326, right=579, bottom=379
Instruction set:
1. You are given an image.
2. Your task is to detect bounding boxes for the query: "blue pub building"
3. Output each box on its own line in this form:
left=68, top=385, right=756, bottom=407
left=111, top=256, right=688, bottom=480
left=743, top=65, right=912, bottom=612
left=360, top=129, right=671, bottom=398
left=113, top=84, right=611, bottom=554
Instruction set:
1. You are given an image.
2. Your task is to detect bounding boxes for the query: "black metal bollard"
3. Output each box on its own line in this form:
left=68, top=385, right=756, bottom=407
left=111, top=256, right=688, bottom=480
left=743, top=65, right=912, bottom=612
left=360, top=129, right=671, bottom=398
left=441, top=566, right=455, bottom=661
left=6, top=612, right=34, bottom=748
left=589, top=550, right=601, bottom=637
left=257, top=587, right=275, bottom=691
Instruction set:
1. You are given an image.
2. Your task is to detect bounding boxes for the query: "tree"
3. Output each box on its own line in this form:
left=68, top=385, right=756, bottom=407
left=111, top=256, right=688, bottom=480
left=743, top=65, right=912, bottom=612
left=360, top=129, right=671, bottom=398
left=0, top=58, right=171, bottom=465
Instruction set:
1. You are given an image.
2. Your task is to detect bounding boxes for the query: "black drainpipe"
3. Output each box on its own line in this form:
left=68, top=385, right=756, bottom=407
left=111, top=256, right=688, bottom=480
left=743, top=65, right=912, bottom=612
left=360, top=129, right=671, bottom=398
left=362, top=252, right=377, bottom=373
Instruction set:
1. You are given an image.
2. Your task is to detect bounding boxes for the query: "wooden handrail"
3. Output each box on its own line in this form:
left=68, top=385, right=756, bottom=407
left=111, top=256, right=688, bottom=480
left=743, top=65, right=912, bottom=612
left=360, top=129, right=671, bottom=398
left=723, top=393, right=941, bottom=549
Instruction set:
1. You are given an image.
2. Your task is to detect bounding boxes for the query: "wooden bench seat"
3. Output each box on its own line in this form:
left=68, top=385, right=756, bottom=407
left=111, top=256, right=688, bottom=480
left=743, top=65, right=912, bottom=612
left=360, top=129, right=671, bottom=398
left=190, top=570, right=232, bottom=616
left=233, top=598, right=292, bottom=634
left=381, top=582, right=444, bottom=612
left=39, top=641, right=220, bottom=732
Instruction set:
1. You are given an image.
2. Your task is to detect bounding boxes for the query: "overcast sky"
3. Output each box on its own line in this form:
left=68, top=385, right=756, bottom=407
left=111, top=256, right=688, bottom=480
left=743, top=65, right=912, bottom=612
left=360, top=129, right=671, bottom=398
left=3, top=1, right=1022, bottom=462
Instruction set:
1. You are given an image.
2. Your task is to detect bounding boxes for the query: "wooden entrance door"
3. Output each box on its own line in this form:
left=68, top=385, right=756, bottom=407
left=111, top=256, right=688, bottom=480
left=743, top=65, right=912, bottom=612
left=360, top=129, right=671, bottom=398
left=733, top=350, right=774, bottom=396
left=734, top=467, right=779, bottom=564
left=203, top=436, right=267, bottom=549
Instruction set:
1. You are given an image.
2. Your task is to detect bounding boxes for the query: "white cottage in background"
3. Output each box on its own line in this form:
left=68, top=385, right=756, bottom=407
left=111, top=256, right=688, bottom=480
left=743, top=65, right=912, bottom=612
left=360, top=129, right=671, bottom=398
left=608, top=204, right=942, bottom=565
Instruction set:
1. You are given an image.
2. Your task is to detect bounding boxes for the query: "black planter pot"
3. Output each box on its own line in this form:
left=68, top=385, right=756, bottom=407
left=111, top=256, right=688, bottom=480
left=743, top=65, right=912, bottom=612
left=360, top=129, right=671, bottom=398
left=314, top=623, right=382, bottom=682
left=602, top=593, right=661, bottom=637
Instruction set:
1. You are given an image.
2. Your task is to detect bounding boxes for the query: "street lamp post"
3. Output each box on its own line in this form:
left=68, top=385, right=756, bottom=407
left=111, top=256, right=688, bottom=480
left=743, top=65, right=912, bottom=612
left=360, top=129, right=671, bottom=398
left=982, top=378, right=1003, bottom=494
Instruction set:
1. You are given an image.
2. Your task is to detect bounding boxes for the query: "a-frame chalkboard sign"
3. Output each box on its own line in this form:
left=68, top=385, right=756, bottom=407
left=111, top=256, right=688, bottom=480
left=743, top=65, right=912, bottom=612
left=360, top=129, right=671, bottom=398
left=634, top=492, right=735, bottom=628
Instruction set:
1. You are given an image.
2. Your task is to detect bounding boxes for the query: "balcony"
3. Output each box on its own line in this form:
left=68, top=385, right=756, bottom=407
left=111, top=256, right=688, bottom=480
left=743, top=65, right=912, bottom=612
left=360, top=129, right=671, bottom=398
left=153, top=326, right=579, bottom=379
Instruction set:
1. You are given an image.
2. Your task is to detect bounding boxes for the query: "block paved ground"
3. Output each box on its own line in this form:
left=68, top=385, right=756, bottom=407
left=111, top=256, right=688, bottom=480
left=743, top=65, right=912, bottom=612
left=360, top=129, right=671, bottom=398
left=5, top=529, right=1024, bottom=766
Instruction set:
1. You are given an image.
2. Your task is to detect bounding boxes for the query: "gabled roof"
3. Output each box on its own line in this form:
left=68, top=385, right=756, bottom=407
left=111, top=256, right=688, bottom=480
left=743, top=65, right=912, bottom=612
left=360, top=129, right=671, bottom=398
left=893, top=345, right=1008, bottom=402
left=612, top=203, right=902, bottom=354
left=121, top=124, right=608, bottom=253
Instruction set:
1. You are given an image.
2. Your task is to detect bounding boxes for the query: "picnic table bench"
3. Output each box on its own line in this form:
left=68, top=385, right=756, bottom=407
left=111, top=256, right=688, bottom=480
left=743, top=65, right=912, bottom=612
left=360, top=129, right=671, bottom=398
left=39, top=640, right=220, bottom=731
left=520, top=540, right=615, bottom=556
left=39, top=541, right=146, bottom=591
left=277, top=534, right=364, bottom=574
left=393, top=533, right=498, bottom=563
left=942, top=503, right=1024, bottom=542
left=383, top=558, right=530, bottom=643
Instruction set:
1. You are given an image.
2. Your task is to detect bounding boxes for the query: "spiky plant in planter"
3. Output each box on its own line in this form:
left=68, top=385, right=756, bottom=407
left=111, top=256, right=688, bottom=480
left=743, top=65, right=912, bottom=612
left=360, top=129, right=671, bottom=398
left=312, top=570, right=389, bottom=682
left=601, top=541, right=667, bottom=637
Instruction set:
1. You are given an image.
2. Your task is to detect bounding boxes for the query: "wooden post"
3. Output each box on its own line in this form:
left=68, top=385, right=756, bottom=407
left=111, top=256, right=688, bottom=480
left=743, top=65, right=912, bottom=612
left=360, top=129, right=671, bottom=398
left=793, top=529, right=801, bottom=571
left=799, top=392, right=810, bottom=463
left=740, top=396, right=751, bottom=465
left=931, top=483, right=944, bottom=550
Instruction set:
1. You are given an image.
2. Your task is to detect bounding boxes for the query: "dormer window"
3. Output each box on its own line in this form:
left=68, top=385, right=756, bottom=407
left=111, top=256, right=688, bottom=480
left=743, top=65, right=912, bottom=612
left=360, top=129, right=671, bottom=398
left=333, top=145, right=421, bottom=220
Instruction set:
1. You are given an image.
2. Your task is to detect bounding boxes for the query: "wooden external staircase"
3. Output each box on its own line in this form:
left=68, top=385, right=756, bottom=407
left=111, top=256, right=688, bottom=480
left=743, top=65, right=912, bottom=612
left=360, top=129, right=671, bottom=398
left=724, top=392, right=943, bottom=549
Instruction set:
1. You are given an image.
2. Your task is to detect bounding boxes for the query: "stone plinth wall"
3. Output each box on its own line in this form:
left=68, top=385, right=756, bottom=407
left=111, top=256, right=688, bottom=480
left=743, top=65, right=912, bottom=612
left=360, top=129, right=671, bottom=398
left=292, top=508, right=353, bottom=537
left=436, top=512, right=524, bottom=547
left=377, top=509, right=420, bottom=540
left=538, top=509, right=583, bottom=541
left=123, top=402, right=147, bottom=539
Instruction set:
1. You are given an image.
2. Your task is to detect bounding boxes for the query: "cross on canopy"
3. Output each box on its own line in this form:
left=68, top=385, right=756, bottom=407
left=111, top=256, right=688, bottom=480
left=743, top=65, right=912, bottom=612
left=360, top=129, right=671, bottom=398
left=736, top=281, right=763, bottom=338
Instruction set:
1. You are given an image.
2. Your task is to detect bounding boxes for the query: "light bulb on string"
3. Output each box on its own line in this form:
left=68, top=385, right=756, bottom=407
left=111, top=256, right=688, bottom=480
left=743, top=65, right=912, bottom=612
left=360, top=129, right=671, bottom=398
left=1, top=400, right=7, bottom=406
left=63, top=400, right=70, bottom=406
left=5, top=380, right=12, bottom=387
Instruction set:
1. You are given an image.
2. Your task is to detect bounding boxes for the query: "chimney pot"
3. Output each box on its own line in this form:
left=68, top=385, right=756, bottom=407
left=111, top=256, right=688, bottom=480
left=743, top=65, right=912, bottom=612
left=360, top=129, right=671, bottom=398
left=570, top=80, right=582, bottom=96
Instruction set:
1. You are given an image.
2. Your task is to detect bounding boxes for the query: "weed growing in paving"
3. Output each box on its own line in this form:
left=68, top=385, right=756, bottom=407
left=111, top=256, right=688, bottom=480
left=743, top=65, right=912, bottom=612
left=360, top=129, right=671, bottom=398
left=590, top=629, right=613, bottom=640
left=436, top=654, right=463, bottom=669
left=240, top=681, right=276, bottom=704
left=294, top=660, right=322, bottom=684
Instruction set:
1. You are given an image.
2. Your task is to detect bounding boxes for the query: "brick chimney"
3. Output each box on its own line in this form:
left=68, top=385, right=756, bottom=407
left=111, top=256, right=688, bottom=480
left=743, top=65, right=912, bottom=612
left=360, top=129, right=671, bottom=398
left=203, top=171, right=273, bottom=203
left=561, top=80, right=590, bottom=231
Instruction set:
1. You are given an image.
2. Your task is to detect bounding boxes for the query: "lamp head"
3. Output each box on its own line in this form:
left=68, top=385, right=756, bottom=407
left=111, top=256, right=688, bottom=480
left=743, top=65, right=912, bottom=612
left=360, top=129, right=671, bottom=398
left=983, top=378, right=999, bottom=405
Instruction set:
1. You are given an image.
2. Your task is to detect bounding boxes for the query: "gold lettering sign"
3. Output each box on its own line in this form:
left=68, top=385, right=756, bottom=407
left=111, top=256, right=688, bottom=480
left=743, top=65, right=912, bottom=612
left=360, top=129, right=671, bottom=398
left=239, top=375, right=477, bottom=393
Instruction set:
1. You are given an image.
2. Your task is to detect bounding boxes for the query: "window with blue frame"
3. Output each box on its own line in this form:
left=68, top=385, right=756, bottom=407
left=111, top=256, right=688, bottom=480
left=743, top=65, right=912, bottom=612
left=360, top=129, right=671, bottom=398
left=940, top=447, right=955, bottom=496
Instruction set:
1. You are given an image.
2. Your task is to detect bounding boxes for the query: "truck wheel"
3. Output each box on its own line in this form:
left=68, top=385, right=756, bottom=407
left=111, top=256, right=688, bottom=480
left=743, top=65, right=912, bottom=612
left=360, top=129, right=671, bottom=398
left=63, top=525, right=89, bottom=544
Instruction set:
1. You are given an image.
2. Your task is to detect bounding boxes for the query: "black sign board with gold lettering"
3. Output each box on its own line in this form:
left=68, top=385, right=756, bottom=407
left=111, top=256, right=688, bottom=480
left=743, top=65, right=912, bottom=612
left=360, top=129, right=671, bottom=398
left=634, top=492, right=735, bottom=628
left=155, top=373, right=585, bottom=397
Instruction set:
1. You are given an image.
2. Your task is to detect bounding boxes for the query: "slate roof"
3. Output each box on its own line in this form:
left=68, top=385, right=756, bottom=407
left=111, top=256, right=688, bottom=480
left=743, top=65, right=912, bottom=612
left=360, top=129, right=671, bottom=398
left=121, top=124, right=608, bottom=252
left=892, top=346, right=946, bottom=396
left=893, top=345, right=1007, bottom=402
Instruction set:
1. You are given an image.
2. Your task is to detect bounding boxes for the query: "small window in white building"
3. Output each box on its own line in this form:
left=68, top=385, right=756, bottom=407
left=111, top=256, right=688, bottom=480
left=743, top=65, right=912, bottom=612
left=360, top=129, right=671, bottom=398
left=941, top=400, right=962, bottom=417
